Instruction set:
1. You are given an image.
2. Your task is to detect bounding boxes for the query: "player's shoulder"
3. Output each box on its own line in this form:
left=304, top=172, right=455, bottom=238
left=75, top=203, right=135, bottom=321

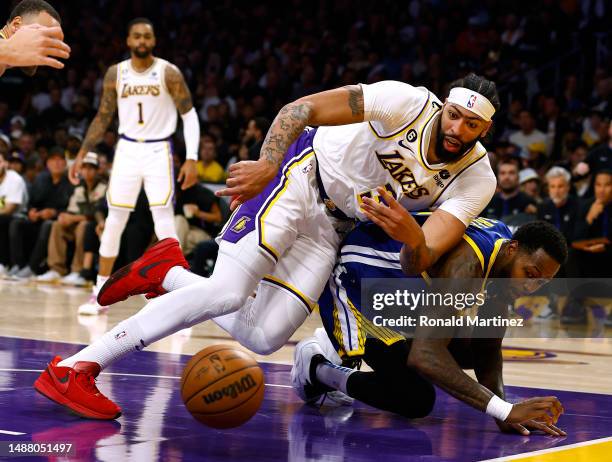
left=362, top=80, right=431, bottom=106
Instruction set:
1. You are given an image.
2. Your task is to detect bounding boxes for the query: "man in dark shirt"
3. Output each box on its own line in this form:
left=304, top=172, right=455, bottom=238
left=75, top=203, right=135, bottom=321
left=537, top=167, right=581, bottom=244
left=174, top=183, right=222, bottom=255
left=561, top=170, right=612, bottom=324
left=574, top=121, right=612, bottom=197
left=9, top=148, right=73, bottom=278
left=485, top=159, right=536, bottom=219
left=244, top=117, right=270, bottom=161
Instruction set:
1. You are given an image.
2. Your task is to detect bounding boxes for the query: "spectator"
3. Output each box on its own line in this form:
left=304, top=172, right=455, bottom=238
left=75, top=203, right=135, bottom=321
left=485, top=159, right=537, bottom=219
left=537, top=96, right=570, bottom=160
left=557, top=141, right=590, bottom=197
left=8, top=148, right=72, bottom=279
left=0, top=133, right=10, bottom=156
left=174, top=183, right=222, bottom=256
left=36, top=153, right=106, bottom=285
left=562, top=170, right=612, bottom=324
left=509, top=110, right=547, bottom=153
left=243, top=117, right=270, bottom=161
left=0, top=151, right=28, bottom=277
left=581, top=111, right=606, bottom=147
left=537, top=167, right=581, bottom=244
left=196, top=137, right=225, bottom=183
left=577, top=120, right=612, bottom=184
left=519, top=168, right=542, bottom=202
left=7, top=152, right=25, bottom=175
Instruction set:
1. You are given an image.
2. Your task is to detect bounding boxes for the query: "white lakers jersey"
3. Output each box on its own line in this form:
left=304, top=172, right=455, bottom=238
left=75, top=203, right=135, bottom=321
left=116, top=58, right=177, bottom=139
left=313, top=81, right=496, bottom=226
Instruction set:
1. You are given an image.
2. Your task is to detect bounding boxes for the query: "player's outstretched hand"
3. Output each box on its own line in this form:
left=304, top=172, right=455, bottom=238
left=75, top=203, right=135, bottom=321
left=178, top=159, right=198, bottom=190
left=216, top=160, right=277, bottom=210
left=4, top=24, right=70, bottom=69
left=506, top=396, right=564, bottom=426
left=360, top=187, right=412, bottom=242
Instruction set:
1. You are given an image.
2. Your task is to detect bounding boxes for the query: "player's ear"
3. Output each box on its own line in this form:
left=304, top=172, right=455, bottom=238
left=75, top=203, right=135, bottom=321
left=9, top=16, right=22, bottom=32
left=506, top=240, right=519, bottom=257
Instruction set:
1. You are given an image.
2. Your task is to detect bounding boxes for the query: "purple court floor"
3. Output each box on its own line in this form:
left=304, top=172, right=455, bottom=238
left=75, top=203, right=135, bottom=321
left=0, top=336, right=611, bottom=461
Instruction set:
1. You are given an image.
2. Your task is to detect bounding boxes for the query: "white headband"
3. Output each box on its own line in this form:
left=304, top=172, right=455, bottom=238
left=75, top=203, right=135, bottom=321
left=447, top=87, right=496, bottom=122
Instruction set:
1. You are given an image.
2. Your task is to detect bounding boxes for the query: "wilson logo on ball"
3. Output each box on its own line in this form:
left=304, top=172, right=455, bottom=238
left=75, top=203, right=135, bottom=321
left=203, top=374, right=258, bottom=403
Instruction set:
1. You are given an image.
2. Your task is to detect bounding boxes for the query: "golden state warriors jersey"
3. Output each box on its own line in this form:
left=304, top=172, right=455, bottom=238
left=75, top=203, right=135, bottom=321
left=116, top=58, right=177, bottom=139
left=313, top=81, right=496, bottom=226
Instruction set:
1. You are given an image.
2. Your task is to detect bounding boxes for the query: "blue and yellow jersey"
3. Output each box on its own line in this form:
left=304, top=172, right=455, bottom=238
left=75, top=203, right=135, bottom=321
left=319, top=214, right=512, bottom=358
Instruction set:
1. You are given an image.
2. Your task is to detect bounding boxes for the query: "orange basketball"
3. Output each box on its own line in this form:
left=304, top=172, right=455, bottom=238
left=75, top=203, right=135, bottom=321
left=180, top=345, right=265, bottom=429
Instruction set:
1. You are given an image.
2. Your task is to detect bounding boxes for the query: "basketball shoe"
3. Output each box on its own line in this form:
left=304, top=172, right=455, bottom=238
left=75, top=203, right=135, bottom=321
left=34, top=356, right=121, bottom=420
left=97, top=238, right=189, bottom=306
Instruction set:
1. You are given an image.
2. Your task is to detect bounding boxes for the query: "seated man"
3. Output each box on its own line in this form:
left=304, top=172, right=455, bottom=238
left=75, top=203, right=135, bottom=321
left=37, top=152, right=106, bottom=284
left=292, top=215, right=568, bottom=436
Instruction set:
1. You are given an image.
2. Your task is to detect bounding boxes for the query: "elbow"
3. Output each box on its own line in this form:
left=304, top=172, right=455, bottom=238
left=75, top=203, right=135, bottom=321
left=406, top=349, right=428, bottom=374
left=399, top=247, right=429, bottom=276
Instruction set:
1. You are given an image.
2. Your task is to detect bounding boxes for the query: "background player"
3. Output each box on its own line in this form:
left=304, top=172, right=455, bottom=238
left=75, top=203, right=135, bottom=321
left=292, top=206, right=568, bottom=436
left=0, top=0, right=69, bottom=77
left=71, top=17, right=200, bottom=315
left=34, top=74, right=502, bottom=419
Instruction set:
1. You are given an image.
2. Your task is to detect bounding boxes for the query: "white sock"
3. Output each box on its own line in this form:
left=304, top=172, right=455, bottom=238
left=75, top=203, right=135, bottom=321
left=162, top=266, right=203, bottom=292
left=58, top=317, right=146, bottom=370
left=315, top=362, right=356, bottom=394
left=94, top=275, right=109, bottom=296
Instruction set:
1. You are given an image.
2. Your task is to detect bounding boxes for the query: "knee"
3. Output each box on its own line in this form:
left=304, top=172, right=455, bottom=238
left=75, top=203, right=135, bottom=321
left=396, top=383, right=436, bottom=419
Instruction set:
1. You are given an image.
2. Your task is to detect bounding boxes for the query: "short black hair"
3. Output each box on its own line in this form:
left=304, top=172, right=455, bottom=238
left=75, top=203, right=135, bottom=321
left=9, top=0, right=60, bottom=23
left=595, top=169, right=612, bottom=180
left=448, top=73, right=501, bottom=114
left=127, top=17, right=154, bottom=35
left=513, top=221, right=568, bottom=265
left=252, top=117, right=271, bottom=135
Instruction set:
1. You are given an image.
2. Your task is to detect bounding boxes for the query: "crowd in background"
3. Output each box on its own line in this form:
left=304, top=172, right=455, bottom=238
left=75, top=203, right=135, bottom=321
left=0, top=0, right=611, bottom=324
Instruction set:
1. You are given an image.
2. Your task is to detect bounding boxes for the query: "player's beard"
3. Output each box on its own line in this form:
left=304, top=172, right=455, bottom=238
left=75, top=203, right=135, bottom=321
left=434, top=127, right=479, bottom=164
left=132, top=47, right=152, bottom=59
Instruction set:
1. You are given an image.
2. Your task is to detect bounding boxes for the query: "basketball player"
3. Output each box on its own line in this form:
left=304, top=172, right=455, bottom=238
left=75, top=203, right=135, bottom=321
left=0, top=0, right=69, bottom=77
left=34, top=74, right=502, bottom=419
left=71, top=17, right=200, bottom=315
left=292, top=211, right=567, bottom=436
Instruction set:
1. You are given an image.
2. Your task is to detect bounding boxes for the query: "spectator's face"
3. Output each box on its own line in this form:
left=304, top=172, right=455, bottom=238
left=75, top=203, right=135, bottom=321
left=245, top=120, right=259, bottom=142
left=518, top=111, right=535, bottom=132
left=594, top=173, right=612, bottom=204
left=497, top=163, right=519, bottom=192
left=8, top=159, right=23, bottom=174
left=80, top=164, right=97, bottom=182
left=547, top=176, right=570, bottom=205
left=570, top=146, right=587, bottom=165
left=127, top=23, right=155, bottom=58
left=0, top=139, right=9, bottom=156
left=18, top=134, right=34, bottom=155
left=0, top=154, right=6, bottom=176
left=199, top=141, right=216, bottom=162
left=46, top=155, right=66, bottom=175
left=436, top=103, right=491, bottom=163
left=521, top=179, right=539, bottom=198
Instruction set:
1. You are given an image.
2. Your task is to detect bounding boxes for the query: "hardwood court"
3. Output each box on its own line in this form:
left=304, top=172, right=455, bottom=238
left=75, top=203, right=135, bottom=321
left=0, top=280, right=611, bottom=461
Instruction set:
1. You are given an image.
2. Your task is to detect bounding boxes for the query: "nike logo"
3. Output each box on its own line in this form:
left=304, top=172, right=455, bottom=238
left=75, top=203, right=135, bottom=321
left=138, top=259, right=172, bottom=278
left=47, top=366, right=70, bottom=394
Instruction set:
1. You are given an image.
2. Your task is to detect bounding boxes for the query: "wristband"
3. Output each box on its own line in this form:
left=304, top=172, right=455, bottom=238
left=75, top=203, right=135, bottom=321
left=485, top=395, right=513, bottom=421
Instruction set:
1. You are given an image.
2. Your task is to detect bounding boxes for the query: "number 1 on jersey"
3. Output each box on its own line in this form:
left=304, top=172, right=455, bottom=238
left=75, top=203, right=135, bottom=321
left=137, top=102, right=144, bottom=125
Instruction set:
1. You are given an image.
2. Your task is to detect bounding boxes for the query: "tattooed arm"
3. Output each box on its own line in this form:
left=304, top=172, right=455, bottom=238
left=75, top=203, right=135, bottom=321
left=164, top=63, right=193, bottom=114
left=165, top=63, right=199, bottom=189
left=69, top=65, right=117, bottom=184
left=216, top=85, right=365, bottom=203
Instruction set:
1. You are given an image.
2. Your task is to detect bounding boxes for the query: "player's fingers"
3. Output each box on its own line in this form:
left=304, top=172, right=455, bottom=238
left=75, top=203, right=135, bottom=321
left=230, top=197, right=242, bottom=210
left=362, top=197, right=393, bottom=218
left=216, top=187, right=240, bottom=197
left=550, top=424, right=567, bottom=436
left=38, top=57, right=65, bottom=69
left=361, top=208, right=386, bottom=228
left=511, top=424, right=530, bottom=436
left=376, top=187, right=400, bottom=209
left=225, top=177, right=241, bottom=187
left=528, top=421, right=561, bottom=436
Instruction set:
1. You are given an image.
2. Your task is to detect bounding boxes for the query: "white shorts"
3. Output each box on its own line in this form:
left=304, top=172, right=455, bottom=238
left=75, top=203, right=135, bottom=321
left=218, top=140, right=352, bottom=308
left=107, top=138, right=174, bottom=210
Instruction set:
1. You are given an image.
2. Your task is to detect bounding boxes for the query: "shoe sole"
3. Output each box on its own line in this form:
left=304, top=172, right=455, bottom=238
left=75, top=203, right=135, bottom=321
left=34, top=375, right=121, bottom=420
left=97, top=239, right=184, bottom=306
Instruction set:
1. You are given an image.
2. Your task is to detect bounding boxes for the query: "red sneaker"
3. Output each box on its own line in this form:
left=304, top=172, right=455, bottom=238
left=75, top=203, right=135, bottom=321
left=97, top=238, right=189, bottom=306
left=34, top=356, right=121, bottom=420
